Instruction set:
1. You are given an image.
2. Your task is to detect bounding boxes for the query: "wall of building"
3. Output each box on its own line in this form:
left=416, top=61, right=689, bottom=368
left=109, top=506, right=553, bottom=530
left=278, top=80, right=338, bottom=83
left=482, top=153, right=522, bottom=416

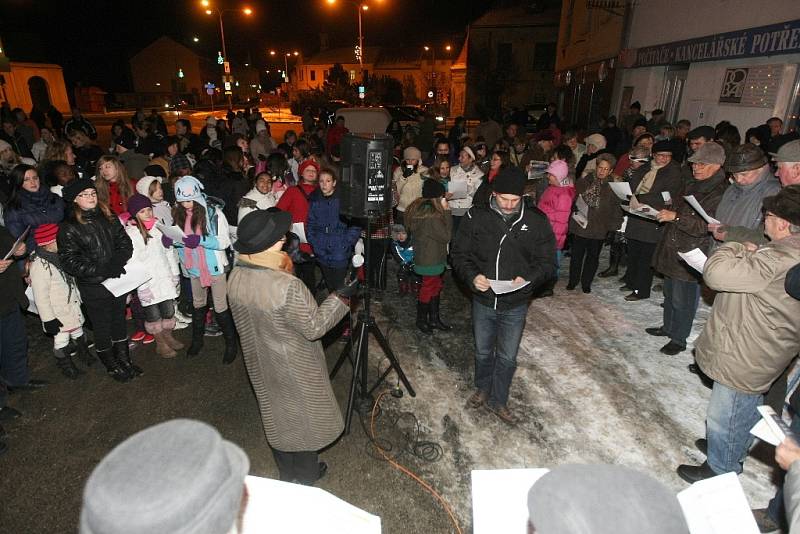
left=555, top=0, right=623, bottom=72
left=130, top=38, right=205, bottom=94
left=1, top=63, right=70, bottom=113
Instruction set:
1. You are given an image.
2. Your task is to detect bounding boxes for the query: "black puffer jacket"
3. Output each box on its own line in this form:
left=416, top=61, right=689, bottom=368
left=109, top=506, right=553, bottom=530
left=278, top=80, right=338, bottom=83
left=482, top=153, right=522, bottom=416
left=57, top=208, right=133, bottom=286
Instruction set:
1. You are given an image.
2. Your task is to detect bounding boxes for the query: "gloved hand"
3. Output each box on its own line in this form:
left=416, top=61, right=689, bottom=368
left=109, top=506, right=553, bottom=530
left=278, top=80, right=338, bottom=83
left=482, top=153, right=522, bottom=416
left=42, top=318, right=63, bottom=335
left=138, top=287, right=154, bottom=304
left=161, top=234, right=174, bottom=248
left=335, top=278, right=360, bottom=300
left=182, top=234, right=201, bottom=249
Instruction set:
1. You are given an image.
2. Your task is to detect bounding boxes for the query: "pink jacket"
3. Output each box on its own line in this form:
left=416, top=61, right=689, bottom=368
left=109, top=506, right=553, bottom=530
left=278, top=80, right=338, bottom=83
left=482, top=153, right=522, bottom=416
left=538, top=185, right=576, bottom=249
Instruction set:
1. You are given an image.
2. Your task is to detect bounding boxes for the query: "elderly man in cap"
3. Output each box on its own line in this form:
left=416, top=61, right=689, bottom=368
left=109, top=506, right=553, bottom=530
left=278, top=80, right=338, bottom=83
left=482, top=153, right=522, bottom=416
left=448, top=145, right=485, bottom=237
left=80, top=419, right=249, bottom=534
left=709, top=143, right=781, bottom=249
left=452, top=167, right=555, bottom=425
left=650, top=142, right=728, bottom=355
left=393, top=146, right=428, bottom=225
left=527, top=464, right=689, bottom=534
left=773, top=139, right=800, bottom=188
left=228, top=209, right=356, bottom=484
left=677, top=185, right=800, bottom=484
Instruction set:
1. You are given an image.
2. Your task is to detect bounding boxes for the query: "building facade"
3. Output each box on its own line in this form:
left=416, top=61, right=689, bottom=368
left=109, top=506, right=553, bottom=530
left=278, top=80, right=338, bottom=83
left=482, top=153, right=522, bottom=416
left=613, top=1, right=800, bottom=134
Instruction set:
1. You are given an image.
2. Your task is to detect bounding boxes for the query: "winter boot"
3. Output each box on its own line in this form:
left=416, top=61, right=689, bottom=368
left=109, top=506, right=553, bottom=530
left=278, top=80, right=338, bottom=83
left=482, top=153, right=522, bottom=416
left=147, top=320, right=176, bottom=358
left=97, top=347, right=132, bottom=383
left=416, top=301, right=433, bottom=334
left=428, top=296, right=452, bottom=331
left=54, top=348, right=81, bottom=380
left=74, top=334, right=96, bottom=366
left=113, top=339, right=143, bottom=377
left=598, top=240, right=622, bottom=278
left=187, top=307, right=207, bottom=357
left=161, top=318, right=185, bottom=351
left=215, top=309, right=239, bottom=365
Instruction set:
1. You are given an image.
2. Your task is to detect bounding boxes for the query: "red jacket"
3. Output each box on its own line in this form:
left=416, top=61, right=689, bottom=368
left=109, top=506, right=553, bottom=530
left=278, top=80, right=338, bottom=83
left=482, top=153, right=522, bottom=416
left=276, top=182, right=317, bottom=253
left=107, top=179, right=138, bottom=216
left=538, top=185, right=575, bottom=250
left=326, top=125, right=349, bottom=155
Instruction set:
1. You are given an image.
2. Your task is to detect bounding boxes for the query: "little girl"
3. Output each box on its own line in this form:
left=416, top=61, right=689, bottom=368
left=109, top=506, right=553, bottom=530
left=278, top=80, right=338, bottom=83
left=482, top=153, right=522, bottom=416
left=404, top=179, right=452, bottom=334
left=136, top=175, right=173, bottom=226
left=538, top=160, right=576, bottom=295
left=125, top=194, right=183, bottom=358
left=168, top=176, right=237, bottom=364
left=29, top=223, right=95, bottom=379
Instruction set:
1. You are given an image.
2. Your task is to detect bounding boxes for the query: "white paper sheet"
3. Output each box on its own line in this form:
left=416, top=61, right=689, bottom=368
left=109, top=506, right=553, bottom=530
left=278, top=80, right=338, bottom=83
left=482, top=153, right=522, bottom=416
left=241, top=475, right=381, bottom=534
left=677, top=473, right=759, bottom=534
left=156, top=223, right=186, bottom=242
left=684, top=195, right=721, bottom=225
left=25, top=285, right=38, bottom=315
left=621, top=204, right=659, bottom=220
left=677, top=248, right=708, bottom=273
left=472, top=468, right=549, bottom=534
left=489, top=279, right=531, bottom=294
left=3, top=226, right=29, bottom=260
left=662, top=191, right=672, bottom=203
left=101, top=262, right=153, bottom=297
left=609, top=181, right=633, bottom=200
left=448, top=179, right=468, bottom=200
left=571, top=195, right=590, bottom=228
left=291, top=222, right=308, bottom=244
left=750, top=405, right=791, bottom=446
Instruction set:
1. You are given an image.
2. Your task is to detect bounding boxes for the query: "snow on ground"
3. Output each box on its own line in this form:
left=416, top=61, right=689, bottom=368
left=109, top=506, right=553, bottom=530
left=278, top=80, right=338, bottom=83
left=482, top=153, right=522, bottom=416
left=361, top=250, right=778, bottom=531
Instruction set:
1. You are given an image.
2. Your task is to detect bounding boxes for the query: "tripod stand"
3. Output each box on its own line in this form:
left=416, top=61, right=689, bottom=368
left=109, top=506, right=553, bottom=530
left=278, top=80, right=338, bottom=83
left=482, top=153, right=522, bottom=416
left=329, top=216, right=415, bottom=434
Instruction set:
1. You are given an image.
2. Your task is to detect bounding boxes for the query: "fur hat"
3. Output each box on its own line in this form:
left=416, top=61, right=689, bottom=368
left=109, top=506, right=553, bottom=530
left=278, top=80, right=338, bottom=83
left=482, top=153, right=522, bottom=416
left=763, top=185, right=800, bottom=227
left=403, top=146, right=422, bottom=161
left=585, top=133, right=607, bottom=150
left=492, top=167, right=527, bottom=196
left=0, top=139, right=11, bottom=153
left=136, top=175, right=163, bottom=197
left=255, top=120, right=267, bottom=133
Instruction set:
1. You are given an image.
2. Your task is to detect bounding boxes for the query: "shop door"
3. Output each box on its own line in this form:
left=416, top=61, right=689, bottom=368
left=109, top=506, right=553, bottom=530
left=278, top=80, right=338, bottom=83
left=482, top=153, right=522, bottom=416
left=659, top=67, right=688, bottom=124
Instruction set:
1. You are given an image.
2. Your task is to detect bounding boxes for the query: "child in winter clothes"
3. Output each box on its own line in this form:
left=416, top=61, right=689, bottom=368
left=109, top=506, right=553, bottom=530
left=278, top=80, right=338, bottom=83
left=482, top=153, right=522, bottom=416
left=237, top=171, right=281, bottom=223
left=167, top=176, right=237, bottom=364
left=125, top=194, right=183, bottom=358
left=136, top=175, right=173, bottom=226
left=29, top=223, right=95, bottom=379
left=405, top=179, right=452, bottom=334
left=538, top=160, right=576, bottom=290
left=390, top=224, right=418, bottom=295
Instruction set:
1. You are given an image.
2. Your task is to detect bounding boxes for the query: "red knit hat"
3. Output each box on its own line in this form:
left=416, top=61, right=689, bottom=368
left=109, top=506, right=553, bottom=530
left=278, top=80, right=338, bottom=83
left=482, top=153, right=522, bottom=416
left=34, top=223, right=59, bottom=246
left=297, top=159, right=320, bottom=177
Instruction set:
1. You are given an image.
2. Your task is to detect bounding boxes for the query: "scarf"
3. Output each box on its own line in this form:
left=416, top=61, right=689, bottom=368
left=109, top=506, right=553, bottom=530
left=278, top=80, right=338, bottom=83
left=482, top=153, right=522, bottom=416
left=182, top=207, right=213, bottom=287
left=238, top=249, right=293, bottom=273
left=583, top=174, right=604, bottom=208
left=35, top=247, right=77, bottom=301
left=142, top=217, right=157, bottom=231
left=635, top=161, right=665, bottom=195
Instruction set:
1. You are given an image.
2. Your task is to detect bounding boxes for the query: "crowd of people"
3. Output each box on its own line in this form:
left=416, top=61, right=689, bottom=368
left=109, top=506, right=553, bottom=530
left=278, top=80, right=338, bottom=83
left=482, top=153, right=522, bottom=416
left=2, top=99, right=800, bottom=531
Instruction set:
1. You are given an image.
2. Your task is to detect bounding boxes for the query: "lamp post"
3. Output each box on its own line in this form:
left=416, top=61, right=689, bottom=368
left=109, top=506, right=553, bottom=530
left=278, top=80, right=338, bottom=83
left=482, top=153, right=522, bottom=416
left=200, top=0, right=252, bottom=109
left=326, top=0, right=381, bottom=85
left=269, top=50, right=299, bottom=101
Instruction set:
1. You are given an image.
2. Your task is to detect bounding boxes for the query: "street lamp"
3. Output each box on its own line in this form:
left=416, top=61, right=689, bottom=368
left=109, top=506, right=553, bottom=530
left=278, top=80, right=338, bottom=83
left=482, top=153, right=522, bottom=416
left=200, top=1, right=253, bottom=107
left=326, top=0, right=382, bottom=84
left=269, top=50, right=299, bottom=83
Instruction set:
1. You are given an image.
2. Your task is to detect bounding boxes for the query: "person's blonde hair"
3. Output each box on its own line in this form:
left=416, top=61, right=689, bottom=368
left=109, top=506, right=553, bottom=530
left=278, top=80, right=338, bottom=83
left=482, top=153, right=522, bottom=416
left=95, top=155, right=133, bottom=207
left=43, top=140, right=72, bottom=163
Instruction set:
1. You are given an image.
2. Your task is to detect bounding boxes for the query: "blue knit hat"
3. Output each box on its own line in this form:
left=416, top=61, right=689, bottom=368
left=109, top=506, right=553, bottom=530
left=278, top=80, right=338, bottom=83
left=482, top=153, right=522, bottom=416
left=174, top=176, right=207, bottom=209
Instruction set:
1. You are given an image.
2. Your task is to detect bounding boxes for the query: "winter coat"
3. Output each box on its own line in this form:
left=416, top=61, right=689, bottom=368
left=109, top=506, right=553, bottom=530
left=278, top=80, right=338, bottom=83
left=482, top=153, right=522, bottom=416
left=3, top=187, right=64, bottom=252
left=538, top=185, right=576, bottom=250
left=405, top=204, right=452, bottom=275
left=0, top=226, right=28, bottom=316
left=237, top=187, right=279, bottom=223
left=57, top=208, right=133, bottom=287
left=568, top=175, right=622, bottom=240
left=276, top=182, right=317, bottom=254
left=715, top=166, right=781, bottom=249
left=175, top=201, right=230, bottom=279
left=695, top=236, right=800, bottom=394
left=29, top=253, right=83, bottom=331
left=452, top=199, right=556, bottom=311
left=125, top=225, right=179, bottom=306
left=652, top=169, right=728, bottom=281
left=227, top=263, right=349, bottom=451
left=447, top=164, right=484, bottom=216
left=306, top=189, right=360, bottom=269
left=250, top=135, right=278, bottom=161
left=394, top=165, right=430, bottom=213
left=624, top=160, right=683, bottom=244
left=786, top=461, right=800, bottom=534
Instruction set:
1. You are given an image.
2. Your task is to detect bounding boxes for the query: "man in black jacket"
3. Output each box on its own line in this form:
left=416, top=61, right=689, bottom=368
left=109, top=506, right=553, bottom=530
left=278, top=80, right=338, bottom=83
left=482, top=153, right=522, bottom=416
left=451, top=167, right=556, bottom=425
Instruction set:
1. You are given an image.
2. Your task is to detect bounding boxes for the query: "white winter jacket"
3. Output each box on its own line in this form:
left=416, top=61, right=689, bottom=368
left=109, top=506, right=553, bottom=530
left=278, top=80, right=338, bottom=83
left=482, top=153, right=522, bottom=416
left=29, top=255, right=84, bottom=331
left=448, top=164, right=484, bottom=216
left=237, top=187, right=279, bottom=223
left=125, top=225, right=180, bottom=306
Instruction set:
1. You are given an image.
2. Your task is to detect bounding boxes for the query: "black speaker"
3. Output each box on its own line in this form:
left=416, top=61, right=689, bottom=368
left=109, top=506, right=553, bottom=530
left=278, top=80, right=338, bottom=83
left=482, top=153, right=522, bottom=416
left=338, top=133, right=393, bottom=218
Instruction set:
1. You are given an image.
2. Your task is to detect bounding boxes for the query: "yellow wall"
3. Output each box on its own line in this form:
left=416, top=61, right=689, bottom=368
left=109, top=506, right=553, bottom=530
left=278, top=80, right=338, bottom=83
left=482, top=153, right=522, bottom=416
left=2, top=62, right=71, bottom=112
left=555, top=0, right=624, bottom=72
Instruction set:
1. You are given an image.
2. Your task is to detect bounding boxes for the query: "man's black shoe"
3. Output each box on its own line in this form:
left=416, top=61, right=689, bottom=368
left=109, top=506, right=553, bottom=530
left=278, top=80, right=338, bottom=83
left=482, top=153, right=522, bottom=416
left=676, top=461, right=718, bottom=484
left=646, top=326, right=668, bottom=337
left=8, top=379, right=48, bottom=393
left=660, top=341, right=686, bottom=355
left=0, top=406, right=22, bottom=422
left=695, top=438, right=707, bottom=455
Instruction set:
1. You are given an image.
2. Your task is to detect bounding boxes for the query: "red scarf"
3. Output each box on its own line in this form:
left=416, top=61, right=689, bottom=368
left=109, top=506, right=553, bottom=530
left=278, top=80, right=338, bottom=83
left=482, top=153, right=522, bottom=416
left=182, top=207, right=213, bottom=287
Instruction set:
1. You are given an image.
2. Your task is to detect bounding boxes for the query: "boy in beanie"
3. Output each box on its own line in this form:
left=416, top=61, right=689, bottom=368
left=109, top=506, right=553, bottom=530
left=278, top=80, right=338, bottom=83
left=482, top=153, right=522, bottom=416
left=29, top=223, right=95, bottom=379
left=390, top=224, right=417, bottom=295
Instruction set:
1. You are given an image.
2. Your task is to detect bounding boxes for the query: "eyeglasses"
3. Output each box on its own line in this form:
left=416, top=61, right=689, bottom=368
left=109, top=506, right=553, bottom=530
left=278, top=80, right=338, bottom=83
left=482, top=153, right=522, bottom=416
left=77, top=190, right=97, bottom=198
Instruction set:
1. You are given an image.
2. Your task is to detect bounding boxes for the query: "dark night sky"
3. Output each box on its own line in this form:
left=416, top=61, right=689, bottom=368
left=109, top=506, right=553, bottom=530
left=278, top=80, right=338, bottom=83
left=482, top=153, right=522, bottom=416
left=0, top=0, right=489, bottom=92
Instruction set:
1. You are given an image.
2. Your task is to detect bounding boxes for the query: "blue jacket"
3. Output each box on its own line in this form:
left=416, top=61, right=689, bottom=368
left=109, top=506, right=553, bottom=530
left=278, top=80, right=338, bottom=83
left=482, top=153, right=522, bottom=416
left=307, top=189, right=360, bottom=268
left=4, top=188, right=64, bottom=252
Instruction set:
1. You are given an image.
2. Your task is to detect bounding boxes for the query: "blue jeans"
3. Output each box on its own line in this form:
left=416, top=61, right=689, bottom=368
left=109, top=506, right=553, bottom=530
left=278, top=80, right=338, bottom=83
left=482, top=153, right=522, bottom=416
left=473, top=300, right=527, bottom=409
left=0, top=307, right=30, bottom=404
left=662, top=277, right=701, bottom=348
left=706, top=381, right=763, bottom=474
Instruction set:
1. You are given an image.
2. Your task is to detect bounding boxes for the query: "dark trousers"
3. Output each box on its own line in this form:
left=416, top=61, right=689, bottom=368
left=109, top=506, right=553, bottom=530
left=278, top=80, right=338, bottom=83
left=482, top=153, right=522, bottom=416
left=452, top=214, right=463, bottom=241
left=662, top=276, right=700, bottom=348
left=319, top=265, right=348, bottom=292
left=0, top=308, right=29, bottom=398
left=271, top=447, right=319, bottom=485
left=473, top=300, right=527, bottom=409
left=80, top=286, right=128, bottom=351
left=567, top=235, right=604, bottom=290
left=295, top=261, right=316, bottom=292
left=625, top=238, right=657, bottom=298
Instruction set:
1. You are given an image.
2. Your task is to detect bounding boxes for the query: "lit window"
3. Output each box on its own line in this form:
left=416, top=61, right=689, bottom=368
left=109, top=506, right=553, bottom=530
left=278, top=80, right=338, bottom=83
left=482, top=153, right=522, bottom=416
left=349, top=70, right=356, bottom=81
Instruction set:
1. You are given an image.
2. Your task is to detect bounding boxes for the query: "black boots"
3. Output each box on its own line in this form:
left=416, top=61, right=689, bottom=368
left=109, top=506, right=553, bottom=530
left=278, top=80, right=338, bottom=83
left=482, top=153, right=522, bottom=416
left=428, top=297, right=451, bottom=331
left=416, top=301, right=432, bottom=334
left=215, top=309, right=239, bottom=365
left=599, top=239, right=623, bottom=278
left=97, top=347, right=132, bottom=383
left=113, top=340, right=143, bottom=377
left=55, top=348, right=80, bottom=380
left=74, top=334, right=96, bottom=366
left=187, top=307, right=207, bottom=357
